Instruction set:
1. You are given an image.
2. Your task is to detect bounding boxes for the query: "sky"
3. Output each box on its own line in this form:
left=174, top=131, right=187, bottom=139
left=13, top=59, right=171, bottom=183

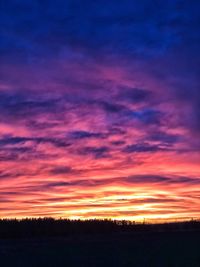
left=0, top=0, right=200, bottom=222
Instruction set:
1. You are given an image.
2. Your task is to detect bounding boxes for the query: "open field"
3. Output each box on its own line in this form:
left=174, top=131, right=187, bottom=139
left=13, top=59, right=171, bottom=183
left=1, top=231, right=200, bottom=267
left=0, top=219, right=200, bottom=267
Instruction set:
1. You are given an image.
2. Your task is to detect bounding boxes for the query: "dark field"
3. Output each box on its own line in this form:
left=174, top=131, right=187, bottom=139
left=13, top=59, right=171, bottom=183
left=0, top=219, right=200, bottom=267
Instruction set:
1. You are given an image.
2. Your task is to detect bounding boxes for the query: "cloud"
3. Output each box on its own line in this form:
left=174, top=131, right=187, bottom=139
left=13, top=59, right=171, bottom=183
left=124, top=174, right=200, bottom=186
left=68, top=130, right=106, bottom=139
left=0, top=90, right=63, bottom=121
left=78, top=146, right=110, bottom=159
left=130, top=109, right=163, bottom=125
left=99, top=101, right=126, bottom=113
left=111, top=140, right=125, bottom=146
left=117, top=87, right=152, bottom=103
left=49, top=166, right=73, bottom=175
left=149, top=132, right=180, bottom=144
left=0, top=136, right=71, bottom=148
left=0, top=170, right=21, bottom=179
left=44, top=181, right=72, bottom=188
left=123, top=143, right=167, bottom=153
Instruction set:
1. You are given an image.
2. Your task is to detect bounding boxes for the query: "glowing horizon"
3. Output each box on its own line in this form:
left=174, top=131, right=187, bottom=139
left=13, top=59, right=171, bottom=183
left=0, top=1, right=200, bottom=222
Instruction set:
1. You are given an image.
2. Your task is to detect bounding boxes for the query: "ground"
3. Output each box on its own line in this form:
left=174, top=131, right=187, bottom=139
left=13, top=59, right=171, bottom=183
left=1, top=230, right=200, bottom=267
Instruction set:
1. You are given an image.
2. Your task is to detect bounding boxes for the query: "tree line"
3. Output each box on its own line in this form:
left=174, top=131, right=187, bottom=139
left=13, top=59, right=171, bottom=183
left=0, top=218, right=199, bottom=238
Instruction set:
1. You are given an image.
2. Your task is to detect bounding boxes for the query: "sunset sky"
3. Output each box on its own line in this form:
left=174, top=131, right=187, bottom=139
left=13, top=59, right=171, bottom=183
left=0, top=0, right=200, bottom=222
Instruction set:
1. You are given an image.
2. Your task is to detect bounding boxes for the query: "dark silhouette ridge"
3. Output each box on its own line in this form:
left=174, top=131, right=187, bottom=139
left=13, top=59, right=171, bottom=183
left=0, top=218, right=200, bottom=239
